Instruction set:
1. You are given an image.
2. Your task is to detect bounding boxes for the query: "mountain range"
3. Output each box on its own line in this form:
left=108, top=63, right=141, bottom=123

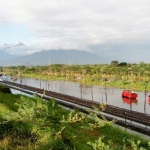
left=0, top=42, right=107, bottom=66
left=0, top=42, right=25, bottom=62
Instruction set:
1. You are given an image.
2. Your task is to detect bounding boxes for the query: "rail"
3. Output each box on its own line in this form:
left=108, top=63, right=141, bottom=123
left=0, top=80, right=150, bottom=136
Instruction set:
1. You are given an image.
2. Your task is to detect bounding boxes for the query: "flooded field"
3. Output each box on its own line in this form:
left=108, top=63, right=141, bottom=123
left=2, top=76, right=150, bottom=115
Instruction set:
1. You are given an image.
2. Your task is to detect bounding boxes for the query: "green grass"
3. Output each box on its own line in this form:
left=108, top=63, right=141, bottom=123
left=0, top=91, right=20, bottom=112
left=100, top=125, right=148, bottom=147
left=0, top=91, right=149, bottom=149
left=0, top=84, right=11, bottom=94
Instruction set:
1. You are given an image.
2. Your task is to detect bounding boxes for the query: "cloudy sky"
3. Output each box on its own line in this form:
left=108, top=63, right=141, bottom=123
left=0, top=0, right=150, bottom=63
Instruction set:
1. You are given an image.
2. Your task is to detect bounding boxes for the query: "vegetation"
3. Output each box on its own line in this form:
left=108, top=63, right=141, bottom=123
left=0, top=90, right=150, bottom=149
left=0, top=85, right=11, bottom=94
left=2, top=61, right=150, bottom=91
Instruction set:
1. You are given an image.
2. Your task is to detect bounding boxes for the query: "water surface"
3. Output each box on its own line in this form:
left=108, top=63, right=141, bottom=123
left=2, top=76, right=150, bottom=114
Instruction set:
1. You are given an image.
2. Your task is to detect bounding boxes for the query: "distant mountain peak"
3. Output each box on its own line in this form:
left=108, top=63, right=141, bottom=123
left=9, top=42, right=25, bottom=47
left=3, top=42, right=25, bottom=48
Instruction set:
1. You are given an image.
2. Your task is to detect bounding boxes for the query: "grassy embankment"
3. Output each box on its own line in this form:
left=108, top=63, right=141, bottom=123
left=0, top=85, right=150, bottom=149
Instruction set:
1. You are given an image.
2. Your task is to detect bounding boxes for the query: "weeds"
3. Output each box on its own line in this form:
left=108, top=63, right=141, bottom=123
left=0, top=93, right=149, bottom=149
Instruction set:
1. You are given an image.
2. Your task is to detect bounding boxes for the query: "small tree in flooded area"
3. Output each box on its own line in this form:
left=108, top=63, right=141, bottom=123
left=110, top=60, right=118, bottom=67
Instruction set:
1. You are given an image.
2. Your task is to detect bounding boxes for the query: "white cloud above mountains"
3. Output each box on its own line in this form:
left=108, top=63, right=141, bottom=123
left=0, top=0, right=150, bottom=62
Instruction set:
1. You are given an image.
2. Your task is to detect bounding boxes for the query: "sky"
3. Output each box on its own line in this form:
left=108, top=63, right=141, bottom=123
left=0, top=0, right=150, bottom=63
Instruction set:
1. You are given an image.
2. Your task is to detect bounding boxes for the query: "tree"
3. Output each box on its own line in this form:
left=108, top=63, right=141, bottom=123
left=118, top=62, right=127, bottom=66
left=110, top=60, right=118, bottom=66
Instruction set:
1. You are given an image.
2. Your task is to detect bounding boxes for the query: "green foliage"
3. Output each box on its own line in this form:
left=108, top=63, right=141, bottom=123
left=0, top=94, right=150, bottom=149
left=0, top=85, right=11, bottom=94
left=118, top=62, right=127, bottom=66
left=87, top=136, right=116, bottom=150
left=0, top=92, right=21, bottom=112
left=127, top=139, right=150, bottom=150
left=0, top=95, right=88, bottom=149
left=87, top=136, right=150, bottom=150
left=4, top=62, right=150, bottom=91
left=110, top=60, right=119, bottom=66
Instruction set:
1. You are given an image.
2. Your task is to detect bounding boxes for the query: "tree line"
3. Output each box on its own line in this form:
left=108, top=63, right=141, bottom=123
left=1, top=61, right=150, bottom=91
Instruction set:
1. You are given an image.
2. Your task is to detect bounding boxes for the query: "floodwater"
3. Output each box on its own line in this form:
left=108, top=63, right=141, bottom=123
left=2, top=76, right=150, bottom=138
left=2, top=76, right=150, bottom=115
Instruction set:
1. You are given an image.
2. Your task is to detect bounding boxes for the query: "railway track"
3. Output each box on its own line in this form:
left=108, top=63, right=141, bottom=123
left=1, top=80, right=150, bottom=135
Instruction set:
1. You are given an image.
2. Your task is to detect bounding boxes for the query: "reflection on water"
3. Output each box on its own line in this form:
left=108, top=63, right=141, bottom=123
left=122, top=97, right=138, bottom=105
left=2, top=76, right=150, bottom=114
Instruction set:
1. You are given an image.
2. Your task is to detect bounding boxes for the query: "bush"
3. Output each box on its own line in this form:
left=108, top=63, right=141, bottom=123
left=0, top=85, right=11, bottom=94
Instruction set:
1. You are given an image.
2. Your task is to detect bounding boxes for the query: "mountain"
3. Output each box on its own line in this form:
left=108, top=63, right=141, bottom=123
left=3, top=42, right=25, bottom=48
left=0, top=50, right=19, bottom=62
left=0, top=50, right=107, bottom=66
left=0, top=42, right=25, bottom=62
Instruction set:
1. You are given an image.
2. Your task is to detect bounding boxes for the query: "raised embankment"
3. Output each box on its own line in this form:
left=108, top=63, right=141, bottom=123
left=0, top=80, right=150, bottom=136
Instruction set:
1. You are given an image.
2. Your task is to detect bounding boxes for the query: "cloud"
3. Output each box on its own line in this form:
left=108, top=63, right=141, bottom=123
left=90, top=38, right=150, bottom=63
left=0, top=0, right=150, bottom=62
